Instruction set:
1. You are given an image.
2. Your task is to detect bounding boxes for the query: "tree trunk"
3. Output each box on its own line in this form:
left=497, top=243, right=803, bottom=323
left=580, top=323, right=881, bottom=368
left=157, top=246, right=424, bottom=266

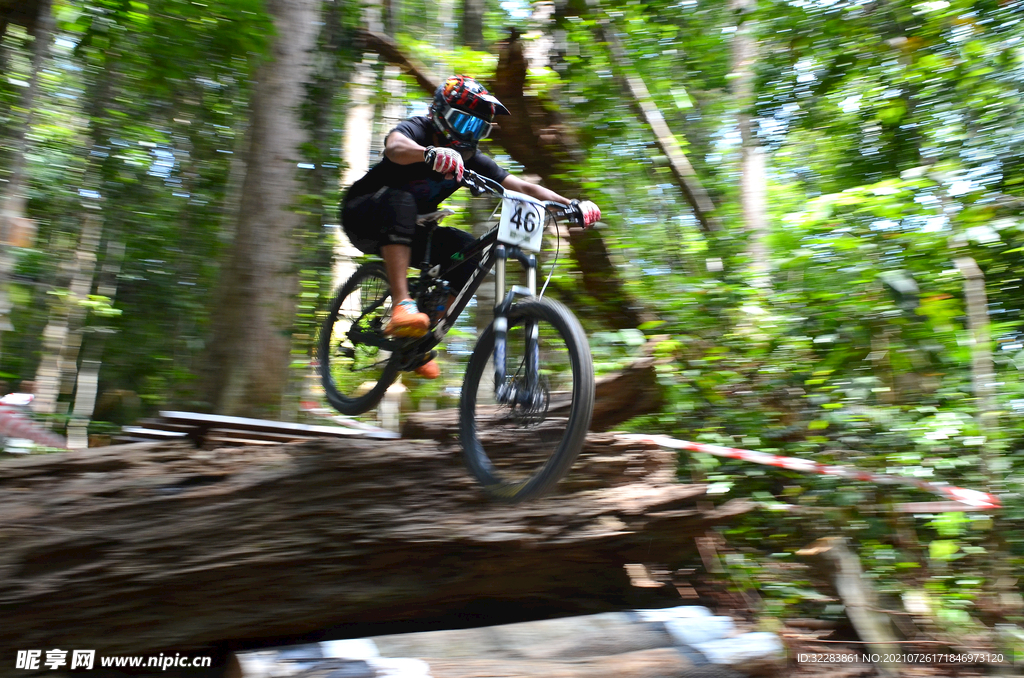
left=204, top=0, right=320, bottom=418
left=597, top=20, right=718, bottom=233
left=460, top=0, right=485, bottom=51
left=30, top=12, right=117, bottom=420
left=31, top=206, right=102, bottom=417
left=491, top=29, right=653, bottom=330
left=0, top=434, right=749, bottom=657
left=383, top=0, right=398, bottom=36
left=65, top=239, right=125, bottom=449
left=0, top=0, right=40, bottom=36
left=0, top=0, right=51, bottom=240
left=731, top=0, right=770, bottom=289
left=955, top=257, right=998, bottom=480
left=0, top=0, right=52, bottom=354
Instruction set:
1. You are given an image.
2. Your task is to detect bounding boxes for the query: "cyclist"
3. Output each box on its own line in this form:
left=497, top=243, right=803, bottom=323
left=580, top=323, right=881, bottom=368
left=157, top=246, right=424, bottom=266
left=341, top=75, right=601, bottom=379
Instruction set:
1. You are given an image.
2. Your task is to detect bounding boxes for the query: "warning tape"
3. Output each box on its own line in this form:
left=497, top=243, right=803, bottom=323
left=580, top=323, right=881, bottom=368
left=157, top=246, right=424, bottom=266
left=618, top=434, right=1001, bottom=510
left=0, top=406, right=67, bottom=450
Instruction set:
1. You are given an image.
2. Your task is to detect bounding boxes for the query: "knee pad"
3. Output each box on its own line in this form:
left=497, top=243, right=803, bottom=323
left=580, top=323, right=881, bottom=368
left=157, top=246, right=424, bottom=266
left=384, top=190, right=417, bottom=246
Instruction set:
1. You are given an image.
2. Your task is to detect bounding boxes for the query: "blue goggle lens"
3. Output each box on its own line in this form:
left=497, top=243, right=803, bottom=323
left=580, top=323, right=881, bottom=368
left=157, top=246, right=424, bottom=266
left=445, top=109, right=491, bottom=141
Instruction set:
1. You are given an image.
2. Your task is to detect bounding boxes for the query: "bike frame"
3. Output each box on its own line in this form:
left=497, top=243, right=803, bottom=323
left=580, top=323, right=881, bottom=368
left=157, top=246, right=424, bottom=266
left=403, top=224, right=542, bottom=403
left=350, top=169, right=569, bottom=403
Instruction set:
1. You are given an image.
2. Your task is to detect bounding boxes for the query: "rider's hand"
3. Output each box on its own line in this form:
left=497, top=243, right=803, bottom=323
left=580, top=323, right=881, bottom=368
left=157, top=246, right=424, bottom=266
left=424, top=146, right=464, bottom=182
left=574, top=200, right=601, bottom=228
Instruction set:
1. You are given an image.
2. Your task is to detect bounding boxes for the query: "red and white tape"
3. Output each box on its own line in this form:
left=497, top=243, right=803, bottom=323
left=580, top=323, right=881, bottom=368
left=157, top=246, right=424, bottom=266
left=0, top=406, right=67, bottom=450
left=618, top=434, right=1000, bottom=510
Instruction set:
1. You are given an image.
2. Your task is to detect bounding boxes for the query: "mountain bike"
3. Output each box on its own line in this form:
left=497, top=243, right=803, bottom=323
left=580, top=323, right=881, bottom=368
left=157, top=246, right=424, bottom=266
left=317, top=170, right=595, bottom=502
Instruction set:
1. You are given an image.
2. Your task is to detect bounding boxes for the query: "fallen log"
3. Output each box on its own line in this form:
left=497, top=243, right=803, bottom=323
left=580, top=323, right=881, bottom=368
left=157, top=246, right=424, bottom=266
left=1, top=433, right=750, bottom=660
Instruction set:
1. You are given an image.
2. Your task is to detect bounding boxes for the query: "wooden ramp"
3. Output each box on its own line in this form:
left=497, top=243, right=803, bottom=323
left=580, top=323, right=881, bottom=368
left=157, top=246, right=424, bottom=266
left=233, top=606, right=784, bottom=677
left=115, top=410, right=398, bottom=447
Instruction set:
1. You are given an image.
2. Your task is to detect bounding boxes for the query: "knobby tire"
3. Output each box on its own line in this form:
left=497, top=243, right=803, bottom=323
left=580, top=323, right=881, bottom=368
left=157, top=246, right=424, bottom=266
left=459, top=297, right=595, bottom=502
left=318, top=262, right=400, bottom=416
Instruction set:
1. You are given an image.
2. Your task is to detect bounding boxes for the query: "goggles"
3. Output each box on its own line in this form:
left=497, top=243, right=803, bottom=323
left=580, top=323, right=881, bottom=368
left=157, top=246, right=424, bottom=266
left=444, top=107, right=492, bottom=142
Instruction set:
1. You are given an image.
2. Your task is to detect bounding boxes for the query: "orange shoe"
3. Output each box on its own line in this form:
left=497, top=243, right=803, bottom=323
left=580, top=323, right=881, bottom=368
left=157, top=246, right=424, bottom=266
left=386, top=299, right=430, bottom=338
left=414, top=358, right=440, bottom=379
left=406, top=350, right=440, bottom=379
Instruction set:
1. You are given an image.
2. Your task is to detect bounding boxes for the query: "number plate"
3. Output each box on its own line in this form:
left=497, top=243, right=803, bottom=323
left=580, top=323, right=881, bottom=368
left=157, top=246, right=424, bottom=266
left=497, top=190, right=545, bottom=252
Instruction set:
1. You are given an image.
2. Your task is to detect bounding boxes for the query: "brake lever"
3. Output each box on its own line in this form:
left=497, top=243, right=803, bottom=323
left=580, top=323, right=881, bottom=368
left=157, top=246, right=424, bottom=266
left=546, top=201, right=587, bottom=229
left=462, top=169, right=504, bottom=197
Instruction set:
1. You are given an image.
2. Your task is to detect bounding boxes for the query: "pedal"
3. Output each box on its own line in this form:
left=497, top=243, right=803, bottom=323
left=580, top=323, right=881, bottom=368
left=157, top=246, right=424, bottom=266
left=401, top=350, right=437, bottom=372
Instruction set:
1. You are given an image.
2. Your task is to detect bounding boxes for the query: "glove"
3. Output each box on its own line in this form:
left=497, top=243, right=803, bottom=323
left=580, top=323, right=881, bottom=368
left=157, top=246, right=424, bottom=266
left=573, top=200, right=601, bottom=228
left=423, top=146, right=464, bottom=182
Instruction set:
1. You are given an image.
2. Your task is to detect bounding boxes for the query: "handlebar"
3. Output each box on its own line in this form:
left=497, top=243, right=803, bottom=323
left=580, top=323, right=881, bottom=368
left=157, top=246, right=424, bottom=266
left=461, top=169, right=588, bottom=229
left=461, top=168, right=504, bottom=197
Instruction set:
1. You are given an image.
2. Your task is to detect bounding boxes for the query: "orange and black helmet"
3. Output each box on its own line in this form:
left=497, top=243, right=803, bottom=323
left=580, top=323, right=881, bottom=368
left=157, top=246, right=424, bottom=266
left=430, top=75, right=510, bottom=151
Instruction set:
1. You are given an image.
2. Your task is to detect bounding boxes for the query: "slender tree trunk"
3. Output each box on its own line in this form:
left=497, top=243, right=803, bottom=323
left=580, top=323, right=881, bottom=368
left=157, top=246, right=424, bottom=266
left=598, top=19, right=718, bottom=232
left=456, top=0, right=490, bottom=334
left=955, top=257, right=998, bottom=480
left=0, top=0, right=53, bottom=356
left=460, top=0, right=484, bottom=51
left=204, top=0, right=320, bottom=417
left=438, top=0, right=454, bottom=53
left=32, top=206, right=102, bottom=416
left=383, top=0, right=398, bottom=35
left=66, top=238, right=125, bottom=448
left=31, top=49, right=118, bottom=418
left=0, top=0, right=51, bottom=241
left=731, top=0, right=770, bottom=289
left=334, top=0, right=383, bottom=300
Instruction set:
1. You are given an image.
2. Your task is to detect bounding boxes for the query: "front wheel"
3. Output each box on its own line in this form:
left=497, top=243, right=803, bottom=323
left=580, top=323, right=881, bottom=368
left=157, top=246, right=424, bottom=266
left=460, top=297, right=594, bottom=502
left=317, top=262, right=400, bottom=415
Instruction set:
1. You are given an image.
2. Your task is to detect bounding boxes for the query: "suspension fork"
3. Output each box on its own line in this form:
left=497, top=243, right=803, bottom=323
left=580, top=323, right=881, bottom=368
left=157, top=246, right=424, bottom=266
left=492, top=245, right=540, bottom=404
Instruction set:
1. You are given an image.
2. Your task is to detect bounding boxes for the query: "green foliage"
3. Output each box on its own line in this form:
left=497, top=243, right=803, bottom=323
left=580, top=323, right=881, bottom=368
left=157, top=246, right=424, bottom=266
left=3, top=0, right=1024, bottom=641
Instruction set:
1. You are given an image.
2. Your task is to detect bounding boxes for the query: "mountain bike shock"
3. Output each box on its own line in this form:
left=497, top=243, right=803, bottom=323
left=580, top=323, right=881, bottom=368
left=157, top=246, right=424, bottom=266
left=524, top=253, right=540, bottom=393
left=493, top=245, right=509, bottom=401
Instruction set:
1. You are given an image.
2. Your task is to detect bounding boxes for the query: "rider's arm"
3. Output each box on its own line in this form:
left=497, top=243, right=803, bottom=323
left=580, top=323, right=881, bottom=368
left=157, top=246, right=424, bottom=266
left=501, top=175, right=571, bottom=205
left=384, top=131, right=431, bottom=165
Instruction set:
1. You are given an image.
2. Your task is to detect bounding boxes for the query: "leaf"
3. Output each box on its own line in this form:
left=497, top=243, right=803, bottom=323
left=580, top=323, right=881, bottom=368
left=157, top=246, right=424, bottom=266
left=928, top=540, right=959, bottom=561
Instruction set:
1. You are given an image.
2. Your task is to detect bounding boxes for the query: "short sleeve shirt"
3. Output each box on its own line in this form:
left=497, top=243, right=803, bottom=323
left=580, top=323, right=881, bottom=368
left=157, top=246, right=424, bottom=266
left=344, top=116, right=510, bottom=213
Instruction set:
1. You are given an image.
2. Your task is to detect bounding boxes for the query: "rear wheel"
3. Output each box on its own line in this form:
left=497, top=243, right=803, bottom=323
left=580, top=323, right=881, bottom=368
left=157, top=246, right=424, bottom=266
left=318, top=262, right=400, bottom=415
left=459, top=297, right=594, bottom=502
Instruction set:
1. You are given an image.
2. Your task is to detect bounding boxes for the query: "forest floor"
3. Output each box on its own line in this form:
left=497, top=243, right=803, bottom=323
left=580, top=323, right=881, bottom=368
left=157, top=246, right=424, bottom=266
left=683, top=573, right=993, bottom=677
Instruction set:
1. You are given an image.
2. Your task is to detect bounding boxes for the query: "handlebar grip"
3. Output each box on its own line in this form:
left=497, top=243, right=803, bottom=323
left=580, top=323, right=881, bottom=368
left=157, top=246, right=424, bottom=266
left=565, top=201, right=586, bottom=228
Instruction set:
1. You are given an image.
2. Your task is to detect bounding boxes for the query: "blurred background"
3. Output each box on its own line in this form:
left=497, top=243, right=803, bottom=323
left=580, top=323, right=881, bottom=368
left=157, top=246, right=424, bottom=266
left=3, top=0, right=1024, bottom=655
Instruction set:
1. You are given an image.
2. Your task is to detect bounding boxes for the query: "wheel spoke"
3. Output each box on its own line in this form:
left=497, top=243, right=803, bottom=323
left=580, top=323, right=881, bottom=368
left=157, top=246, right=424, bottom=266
left=459, top=299, right=594, bottom=502
left=318, top=263, right=399, bottom=416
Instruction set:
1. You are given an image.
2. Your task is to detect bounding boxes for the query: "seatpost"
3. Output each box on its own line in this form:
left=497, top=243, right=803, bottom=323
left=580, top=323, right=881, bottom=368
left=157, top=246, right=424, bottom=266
left=421, top=222, right=435, bottom=270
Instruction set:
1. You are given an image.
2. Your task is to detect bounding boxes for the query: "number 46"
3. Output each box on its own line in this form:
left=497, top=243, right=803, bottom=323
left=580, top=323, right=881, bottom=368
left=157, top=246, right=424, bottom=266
left=509, top=205, right=537, bottom=233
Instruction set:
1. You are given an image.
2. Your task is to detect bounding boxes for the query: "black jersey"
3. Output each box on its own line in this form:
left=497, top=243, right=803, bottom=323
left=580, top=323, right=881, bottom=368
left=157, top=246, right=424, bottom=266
left=345, top=116, right=510, bottom=213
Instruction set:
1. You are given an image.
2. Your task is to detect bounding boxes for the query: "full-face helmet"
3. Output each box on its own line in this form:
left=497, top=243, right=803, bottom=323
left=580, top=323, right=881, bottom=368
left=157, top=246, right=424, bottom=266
left=429, top=75, right=510, bottom=151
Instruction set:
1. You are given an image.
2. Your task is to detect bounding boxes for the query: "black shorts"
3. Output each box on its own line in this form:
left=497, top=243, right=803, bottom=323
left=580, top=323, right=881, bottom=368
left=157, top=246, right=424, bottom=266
left=342, top=187, right=478, bottom=291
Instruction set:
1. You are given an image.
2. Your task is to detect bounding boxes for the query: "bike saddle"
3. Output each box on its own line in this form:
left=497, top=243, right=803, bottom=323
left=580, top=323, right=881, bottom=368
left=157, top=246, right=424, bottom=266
left=416, top=209, right=455, bottom=226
